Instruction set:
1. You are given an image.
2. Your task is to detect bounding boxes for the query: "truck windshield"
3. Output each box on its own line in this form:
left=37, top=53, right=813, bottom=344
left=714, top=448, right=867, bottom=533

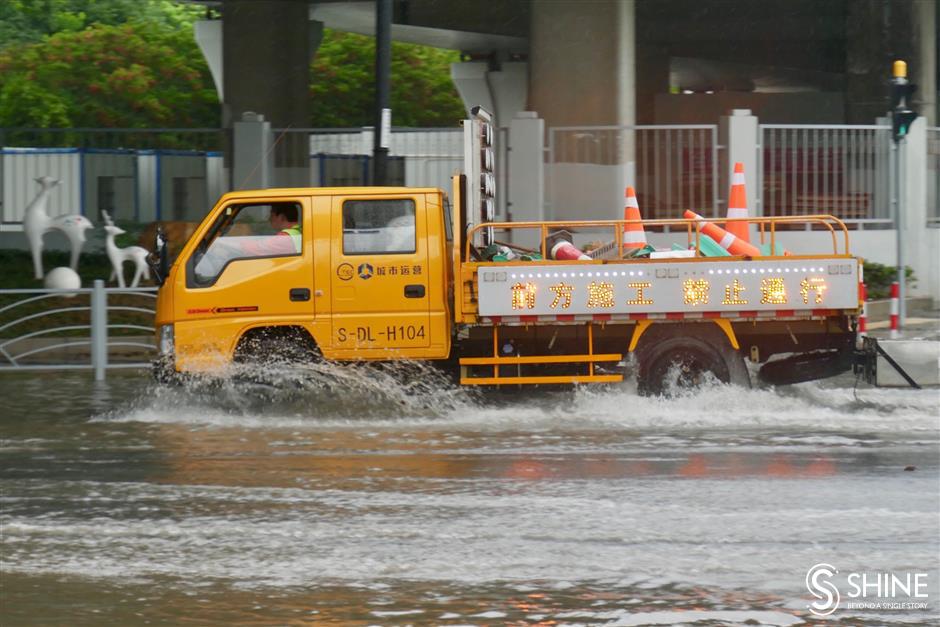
left=188, top=201, right=302, bottom=287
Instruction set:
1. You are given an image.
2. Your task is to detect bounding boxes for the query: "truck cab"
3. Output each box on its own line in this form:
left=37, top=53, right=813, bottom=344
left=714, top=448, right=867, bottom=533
left=154, top=187, right=454, bottom=375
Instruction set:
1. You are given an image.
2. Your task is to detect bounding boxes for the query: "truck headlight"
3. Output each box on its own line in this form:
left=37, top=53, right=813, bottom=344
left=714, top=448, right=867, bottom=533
left=158, top=324, right=175, bottom=355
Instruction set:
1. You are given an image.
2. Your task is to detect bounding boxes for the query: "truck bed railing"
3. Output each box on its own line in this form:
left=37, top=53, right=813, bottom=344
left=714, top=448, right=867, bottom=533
left=465, top=214, right=851, bottom=261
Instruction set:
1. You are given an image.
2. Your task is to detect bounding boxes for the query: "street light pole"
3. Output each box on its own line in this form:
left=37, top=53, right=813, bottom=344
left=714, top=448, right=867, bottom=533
left=373, top=0, right=391, bottom=186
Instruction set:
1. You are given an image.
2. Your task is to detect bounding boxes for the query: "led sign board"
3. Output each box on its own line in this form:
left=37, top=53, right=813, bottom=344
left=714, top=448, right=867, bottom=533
left=477, top=259, right=859, bottom=316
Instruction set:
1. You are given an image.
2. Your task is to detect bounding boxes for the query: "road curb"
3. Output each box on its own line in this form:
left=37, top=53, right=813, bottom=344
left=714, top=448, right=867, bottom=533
left=864, top=297, right=935, bottom=322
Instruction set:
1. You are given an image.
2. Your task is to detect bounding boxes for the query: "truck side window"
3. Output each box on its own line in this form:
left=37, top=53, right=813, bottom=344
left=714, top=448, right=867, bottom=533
left=343, top=199, right=416, bottom=255
left=187, top=202, right=302, bottom=288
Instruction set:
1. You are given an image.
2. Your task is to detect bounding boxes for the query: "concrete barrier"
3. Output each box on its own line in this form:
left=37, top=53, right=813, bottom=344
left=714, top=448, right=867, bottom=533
left=876, top=340, right=940, bottom=387
left=865, top=297, right=935, bottom=322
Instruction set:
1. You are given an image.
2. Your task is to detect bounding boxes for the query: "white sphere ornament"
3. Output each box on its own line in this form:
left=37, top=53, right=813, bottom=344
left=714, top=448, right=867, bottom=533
left=44, top=266, right=82, bottom=295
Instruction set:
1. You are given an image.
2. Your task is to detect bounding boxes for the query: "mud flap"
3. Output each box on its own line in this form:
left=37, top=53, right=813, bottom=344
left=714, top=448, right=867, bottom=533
left=758, top=349, right=853, bottom=385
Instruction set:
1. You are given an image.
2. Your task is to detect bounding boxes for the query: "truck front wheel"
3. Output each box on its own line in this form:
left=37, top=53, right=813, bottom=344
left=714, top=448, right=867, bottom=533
left=635, top=327, right=750, bottom=396
left=234, top=326, right=319, bottom=366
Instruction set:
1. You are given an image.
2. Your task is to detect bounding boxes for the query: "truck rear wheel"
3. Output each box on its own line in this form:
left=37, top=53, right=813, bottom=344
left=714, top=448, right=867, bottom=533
left=635, top=325, right=750, bottom=396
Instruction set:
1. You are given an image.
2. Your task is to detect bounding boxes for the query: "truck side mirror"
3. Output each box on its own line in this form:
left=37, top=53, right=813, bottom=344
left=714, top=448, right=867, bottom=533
left=148, top=227, right=169, bottom=286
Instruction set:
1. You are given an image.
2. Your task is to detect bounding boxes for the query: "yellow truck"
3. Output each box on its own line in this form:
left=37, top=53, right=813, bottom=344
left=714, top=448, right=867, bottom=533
left=151, top=108, right=862, bottom=393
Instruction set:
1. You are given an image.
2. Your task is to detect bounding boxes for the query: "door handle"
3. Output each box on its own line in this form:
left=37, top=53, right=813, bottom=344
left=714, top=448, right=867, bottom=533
left=404, top=284, right=425, bottom=298
left=289, top=287, right=311, bottom=301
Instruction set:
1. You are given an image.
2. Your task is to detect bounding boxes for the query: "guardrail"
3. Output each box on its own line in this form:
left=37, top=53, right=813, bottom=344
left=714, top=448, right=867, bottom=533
left=0, top=280, right=157, bottom=380
left=466, top=214, right=853, bottom=261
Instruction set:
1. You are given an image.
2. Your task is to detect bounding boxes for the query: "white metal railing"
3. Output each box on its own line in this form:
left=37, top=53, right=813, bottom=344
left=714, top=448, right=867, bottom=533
left=758, top=124, right=894, bottom=230
left=546, top=125, right=720, bottom=221
left=928, top=127, right=940, bottom=228
left=0, top=281, right=157, bottom=380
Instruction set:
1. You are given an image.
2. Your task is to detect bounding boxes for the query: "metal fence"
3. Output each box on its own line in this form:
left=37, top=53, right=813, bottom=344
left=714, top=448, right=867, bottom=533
left=6, top=123, right=927, bottom=229
left=758, top=124, right=893, bottom=229
left=298, top=126, right=502, bottom=217
left=928, top=127, right=940, bottom=228
left=1, top=126, right=227, bottom=225
left=0, top=281, right=157, bottom=380
left=546, top=125, right=720, bottom=221
left=2, top=127, right=469, bottom=224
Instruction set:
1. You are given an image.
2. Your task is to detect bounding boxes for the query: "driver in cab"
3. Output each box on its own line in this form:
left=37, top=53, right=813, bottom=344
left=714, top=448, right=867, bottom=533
left=192, top=204, right=302, bottom=284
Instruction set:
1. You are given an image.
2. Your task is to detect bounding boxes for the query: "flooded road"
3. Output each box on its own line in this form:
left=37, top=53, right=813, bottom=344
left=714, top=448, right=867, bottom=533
left=1, top=367, right=938, bottom=626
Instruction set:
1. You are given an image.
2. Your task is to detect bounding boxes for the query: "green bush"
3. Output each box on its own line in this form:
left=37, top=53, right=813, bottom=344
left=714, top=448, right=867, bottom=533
left=0, top=249, right=126, bottom=289
left=863, top=261, right=915, bottom=299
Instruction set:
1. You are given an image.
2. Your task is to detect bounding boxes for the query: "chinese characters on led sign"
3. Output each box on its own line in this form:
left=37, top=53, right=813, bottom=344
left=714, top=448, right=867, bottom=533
left=508, top=274, right=830, bottom=310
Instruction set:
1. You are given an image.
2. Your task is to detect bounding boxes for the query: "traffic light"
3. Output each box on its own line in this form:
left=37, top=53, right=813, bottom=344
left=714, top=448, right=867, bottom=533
left=890, top=60, right=918, bottom=143
left=893, top=109, right=918, bottom=141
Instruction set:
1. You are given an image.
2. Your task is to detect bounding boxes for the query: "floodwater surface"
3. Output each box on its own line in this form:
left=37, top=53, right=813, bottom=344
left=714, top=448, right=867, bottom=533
left=1, top=365, right=938, bottom=626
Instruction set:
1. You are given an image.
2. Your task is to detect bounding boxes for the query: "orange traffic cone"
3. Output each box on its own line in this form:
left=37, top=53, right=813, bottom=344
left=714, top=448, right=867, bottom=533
left=683, top=209, right=762, bottom=257
left=725, top=162, right=750, bottom=243
left=623, top=186, right=647, bottom=251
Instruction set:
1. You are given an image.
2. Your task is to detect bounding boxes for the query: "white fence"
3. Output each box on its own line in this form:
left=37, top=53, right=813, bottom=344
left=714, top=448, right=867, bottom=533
left=546, top=125, right=719, bottom=222
left=758, top=124, right=894, bottom=229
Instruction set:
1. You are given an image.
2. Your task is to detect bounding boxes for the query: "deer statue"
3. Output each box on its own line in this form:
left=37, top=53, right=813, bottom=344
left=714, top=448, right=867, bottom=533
left=23, top=176, right=94, bottom=280
left=102, top=211, right=150, bottom=288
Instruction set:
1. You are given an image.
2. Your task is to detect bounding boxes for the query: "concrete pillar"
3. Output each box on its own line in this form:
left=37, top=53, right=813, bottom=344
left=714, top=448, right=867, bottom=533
left=913, top=0, right=937, bottom=126
left=617, top=0, right=637, bottom=198
left=450, top=61, right=528, bottom=131
left=616, top=0, right=636, bottom=129
left=486, top=62, right=528, bottom=128
left=450, top=62, right=496, bottom=120
left=222, top=0, right=315, bottom=186
left=899, top=117, right=932, bottom=298
left=195, top=19, right=223, bottom=100
left=508, top=112, right=545, bottom=241
left=529, top=0, right=622, bottom=128
left=719, top=109, right=759, bottom=218
left=233, top=112, right=272, bottom=190
left=222, top=0, right=311, bottom=129
left=452, top=60, right=528, bottom=223
left=529, top=0, right=635, bottom=223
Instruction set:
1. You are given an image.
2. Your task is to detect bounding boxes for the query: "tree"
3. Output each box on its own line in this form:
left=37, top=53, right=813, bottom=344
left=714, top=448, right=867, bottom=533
left=0, top=5, right=467, bottom=130
left=0, top=0, right=202, bottom=50
left=0, top=21, right=219, bottom=129
left=311, top=30, right=466, bottom=128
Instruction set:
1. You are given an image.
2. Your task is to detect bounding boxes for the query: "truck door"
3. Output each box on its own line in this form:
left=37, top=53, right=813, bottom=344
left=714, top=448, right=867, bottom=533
left=330, top=194, right=431, bottom=355
left=173, top=198, right=313, bottom=370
